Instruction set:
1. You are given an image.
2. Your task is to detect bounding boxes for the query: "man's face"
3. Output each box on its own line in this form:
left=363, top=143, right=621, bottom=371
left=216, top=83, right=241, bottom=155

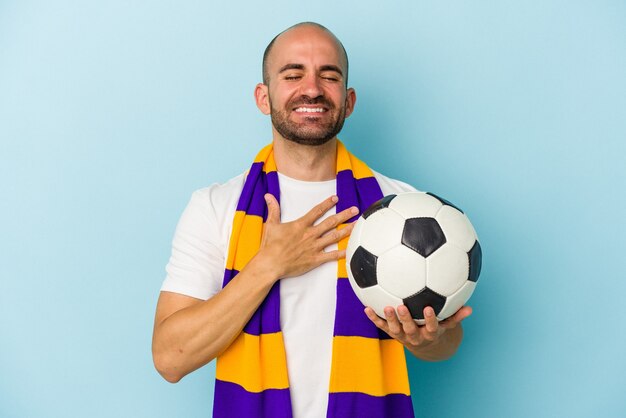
left=258, top=26, right=355, bottom=146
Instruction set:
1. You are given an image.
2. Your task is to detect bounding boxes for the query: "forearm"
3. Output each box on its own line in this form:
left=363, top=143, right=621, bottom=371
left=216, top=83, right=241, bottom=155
left=407, top=324, right=464, bottom=362
left=152, top=255, right=278, bottom=382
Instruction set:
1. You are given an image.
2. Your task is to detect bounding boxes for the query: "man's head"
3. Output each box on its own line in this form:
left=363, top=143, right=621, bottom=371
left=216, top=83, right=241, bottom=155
left=262, top=22, right=349, bottom=87
left=254, top=22, right=356, bottom=146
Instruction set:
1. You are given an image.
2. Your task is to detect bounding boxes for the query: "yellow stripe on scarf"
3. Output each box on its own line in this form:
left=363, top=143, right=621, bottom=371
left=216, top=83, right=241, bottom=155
left=226, top=212, right=264, bottom=272
left=336, top=141, right=374, bottom=179
left=216, top=331, right=290, bottom=392
left=329, top=336, right=410, bottom=396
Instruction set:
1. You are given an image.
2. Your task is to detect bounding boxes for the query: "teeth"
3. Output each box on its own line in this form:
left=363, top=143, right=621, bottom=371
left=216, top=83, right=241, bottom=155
left=295, top=107, right=325, bottom=113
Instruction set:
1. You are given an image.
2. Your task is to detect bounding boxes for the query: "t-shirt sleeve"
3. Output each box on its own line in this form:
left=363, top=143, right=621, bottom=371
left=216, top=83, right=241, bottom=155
left=373, top=170, right=420, bottom=195
left=160, top=189, right=226, bottom=300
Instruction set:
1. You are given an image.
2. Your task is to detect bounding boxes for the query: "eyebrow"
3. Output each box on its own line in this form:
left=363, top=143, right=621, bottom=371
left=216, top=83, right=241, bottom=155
left=278, top=63, right=304, bottom=73
left=278, top=63, right=344, bottom=77
left=320, top=65, right=343, bottom=77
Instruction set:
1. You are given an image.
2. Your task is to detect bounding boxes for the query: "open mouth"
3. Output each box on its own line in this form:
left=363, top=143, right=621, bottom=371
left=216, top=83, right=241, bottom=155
left=293, top=106, right=328, bottom=114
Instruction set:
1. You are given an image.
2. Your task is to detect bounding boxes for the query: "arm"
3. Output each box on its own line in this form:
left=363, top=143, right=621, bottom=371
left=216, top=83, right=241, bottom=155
left=364, top=305, right=472, bottom=362
left=152, top=194, right=358, bottom=383
left=152, top=255, right=278, bottom=383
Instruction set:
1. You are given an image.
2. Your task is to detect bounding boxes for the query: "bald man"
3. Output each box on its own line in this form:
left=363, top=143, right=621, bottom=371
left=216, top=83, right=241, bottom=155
left=152, top=22, right=471, bottom=418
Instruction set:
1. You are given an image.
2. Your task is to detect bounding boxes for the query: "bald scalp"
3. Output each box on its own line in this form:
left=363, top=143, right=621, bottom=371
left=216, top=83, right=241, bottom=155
left=262, top=22, right=349, bottom=86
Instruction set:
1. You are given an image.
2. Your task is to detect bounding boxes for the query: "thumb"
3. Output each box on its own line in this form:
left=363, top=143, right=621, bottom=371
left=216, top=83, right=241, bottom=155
left=264, top=193, right=281, bottom=224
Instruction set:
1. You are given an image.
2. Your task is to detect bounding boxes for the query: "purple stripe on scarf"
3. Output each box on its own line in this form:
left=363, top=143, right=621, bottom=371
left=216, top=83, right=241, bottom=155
left=355, top=176, right=384, bottom=213
left=222, top=269, right=281, bottom=335
left=267, top=170, right=280, bottom=210
left=213, top=380, right=293, bottom=418
left=337, top=171, right=384, bottom=223
left=243, top=279, right=281, bottom=335
left=249, top=180, right=268, bottom=219
left=237, top=166, right=279, bottom=220
left=334, top=278, right=392, bottom=339
left=336, top=170, right=359, bottom=222
left=222, top=268, right=238, bottom=288
left=327, top=392, right=415, bottom=418
left=237, top=162, right=265, bottom=213
left=241, top=171, right=268, bottom=218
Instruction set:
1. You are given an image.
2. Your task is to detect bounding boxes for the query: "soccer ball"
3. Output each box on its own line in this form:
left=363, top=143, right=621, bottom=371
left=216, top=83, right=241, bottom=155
left=346, top=192, right=482, bottom=324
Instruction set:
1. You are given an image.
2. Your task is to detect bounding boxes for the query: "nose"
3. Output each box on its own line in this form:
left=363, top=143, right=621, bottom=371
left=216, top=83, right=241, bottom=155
left=300, top=74, right=323, bottom=99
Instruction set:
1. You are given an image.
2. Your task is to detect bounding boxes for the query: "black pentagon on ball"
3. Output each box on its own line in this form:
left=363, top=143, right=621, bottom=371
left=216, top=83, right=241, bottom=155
left=350, top=246, right=378, bottom=288
left=401, top=217, right=446, bottom=257
left=403, top=288, right=447, bottom=320
left=362, top=194, right=397, bottom=219
left=468, top=240, right=482, bottom=282
left=426, top=192, right=464, bottom=214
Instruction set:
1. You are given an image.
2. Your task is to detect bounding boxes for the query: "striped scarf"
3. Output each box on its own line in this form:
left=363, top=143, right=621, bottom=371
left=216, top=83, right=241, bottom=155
left=213, top=141, right=415, bottom=418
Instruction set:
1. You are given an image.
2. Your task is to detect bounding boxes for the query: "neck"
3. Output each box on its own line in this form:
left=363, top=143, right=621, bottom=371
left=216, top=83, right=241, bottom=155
left=272, top=136, right=337, bottom=181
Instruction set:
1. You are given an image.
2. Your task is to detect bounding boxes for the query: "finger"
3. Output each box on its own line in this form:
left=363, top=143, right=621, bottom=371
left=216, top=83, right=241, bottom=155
left=384, top=307, right=403, bottom=335
left=440, top=306, right=473, bottom=329
left=396, top=305, right=419, bottom=336
left=364, top=307, right=389, bottom=333
left=455, top=305, right=473, bottom=320
left=314, top=249, right=346, bottom=264
left=312, top=205, right=359, bottom=235
left=422, top=307, right=439, bottom=340
left=316, top=222, right=354, bottom=249
left=301, top=195, right=338, bottom=225
left=264, top=194, right=281, bottom=224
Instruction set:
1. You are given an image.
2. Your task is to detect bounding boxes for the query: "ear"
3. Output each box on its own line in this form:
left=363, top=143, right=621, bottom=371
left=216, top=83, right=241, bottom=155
left=254, top=83, right=271, bottom=115
left=344, top=87, right=357, bottom=118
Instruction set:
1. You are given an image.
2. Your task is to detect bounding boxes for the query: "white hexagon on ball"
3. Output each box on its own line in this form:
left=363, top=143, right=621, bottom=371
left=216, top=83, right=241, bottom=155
left=435, top=205, right=477, bottom=252
left=388, top=192, right=442, bottom=219
left=426, top=244, right=469, bottom=296
left=437, top=281, right=476, bottom=320
left=357, top=284, right=404, bottom=319
left=376, top=245, right=426, bottom=299
left=358, top=209, right=405, bottom=255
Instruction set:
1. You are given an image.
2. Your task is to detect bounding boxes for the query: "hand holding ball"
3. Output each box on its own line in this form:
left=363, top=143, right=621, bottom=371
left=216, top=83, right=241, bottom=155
left=346, top=192, right=482, bottom=324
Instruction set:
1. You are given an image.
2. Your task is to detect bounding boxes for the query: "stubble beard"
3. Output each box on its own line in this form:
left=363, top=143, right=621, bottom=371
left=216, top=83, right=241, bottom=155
left=269, top=96, right=347, bottom=146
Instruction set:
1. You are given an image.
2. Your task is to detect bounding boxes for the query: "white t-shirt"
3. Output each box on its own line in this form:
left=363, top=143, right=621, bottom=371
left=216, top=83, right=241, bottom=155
left=161, top=170, right=417, bottom=418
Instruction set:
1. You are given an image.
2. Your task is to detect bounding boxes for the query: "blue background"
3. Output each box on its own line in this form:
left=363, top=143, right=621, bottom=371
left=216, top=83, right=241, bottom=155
left=1, top=1, right=625, bottom=417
